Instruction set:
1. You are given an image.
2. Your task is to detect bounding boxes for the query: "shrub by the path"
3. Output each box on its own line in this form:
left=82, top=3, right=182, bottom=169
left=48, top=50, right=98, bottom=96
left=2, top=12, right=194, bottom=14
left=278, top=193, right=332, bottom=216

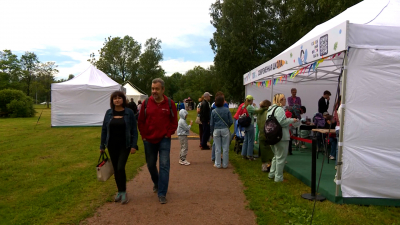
left=0, top=89, right=35, bottom=117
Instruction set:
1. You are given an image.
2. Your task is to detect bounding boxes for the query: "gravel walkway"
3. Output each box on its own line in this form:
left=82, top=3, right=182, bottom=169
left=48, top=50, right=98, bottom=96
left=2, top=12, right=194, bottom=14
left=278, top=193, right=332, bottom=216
left=82, top=131, right=256, bottom=225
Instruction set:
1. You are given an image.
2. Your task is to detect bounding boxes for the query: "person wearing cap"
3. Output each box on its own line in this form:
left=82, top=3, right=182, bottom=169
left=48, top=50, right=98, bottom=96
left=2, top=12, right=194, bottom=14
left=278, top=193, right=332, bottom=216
left=241, top=95, right=258, bottom=160
left=200, top=92, right=212, bottom=150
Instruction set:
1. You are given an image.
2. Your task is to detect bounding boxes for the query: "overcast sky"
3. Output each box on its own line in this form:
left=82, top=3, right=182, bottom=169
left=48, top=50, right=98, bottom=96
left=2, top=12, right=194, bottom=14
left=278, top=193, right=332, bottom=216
left=0, top=0, right=216, bottom=79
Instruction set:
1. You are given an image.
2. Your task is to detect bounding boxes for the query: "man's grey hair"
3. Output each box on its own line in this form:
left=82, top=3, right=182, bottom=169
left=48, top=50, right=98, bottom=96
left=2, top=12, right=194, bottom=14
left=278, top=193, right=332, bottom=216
left=152, top=78, right=165, bottom=88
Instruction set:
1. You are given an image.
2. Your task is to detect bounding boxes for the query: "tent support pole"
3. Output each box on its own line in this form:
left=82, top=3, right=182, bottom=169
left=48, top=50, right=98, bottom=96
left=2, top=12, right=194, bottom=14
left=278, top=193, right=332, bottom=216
left=270, top=75, right=274, bottom=101
left=336, top=50, right=348, bottom=196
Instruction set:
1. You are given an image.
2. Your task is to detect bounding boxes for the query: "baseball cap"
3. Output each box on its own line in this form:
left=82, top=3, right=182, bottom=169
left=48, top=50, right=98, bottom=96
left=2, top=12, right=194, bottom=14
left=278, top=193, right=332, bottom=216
left=246, top=95, right=254, bottom=100
left=203, top=92, right=212, bottom=97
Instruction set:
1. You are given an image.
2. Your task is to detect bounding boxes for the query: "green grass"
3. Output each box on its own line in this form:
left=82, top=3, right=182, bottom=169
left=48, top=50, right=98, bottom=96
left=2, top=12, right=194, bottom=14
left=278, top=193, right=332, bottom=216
left=0, top=105, right=146, bottom=225
left=186, top=109, right=400, bottom=225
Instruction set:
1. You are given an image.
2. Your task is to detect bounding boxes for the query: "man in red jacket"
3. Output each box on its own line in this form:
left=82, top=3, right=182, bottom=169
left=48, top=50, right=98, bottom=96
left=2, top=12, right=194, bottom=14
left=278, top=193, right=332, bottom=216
left=138, top=78, right=178, bottom=204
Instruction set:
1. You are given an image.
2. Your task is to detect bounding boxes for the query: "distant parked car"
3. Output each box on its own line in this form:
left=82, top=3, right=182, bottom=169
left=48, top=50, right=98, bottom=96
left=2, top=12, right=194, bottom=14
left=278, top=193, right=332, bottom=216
left=40, top=102, right=51, bottom=105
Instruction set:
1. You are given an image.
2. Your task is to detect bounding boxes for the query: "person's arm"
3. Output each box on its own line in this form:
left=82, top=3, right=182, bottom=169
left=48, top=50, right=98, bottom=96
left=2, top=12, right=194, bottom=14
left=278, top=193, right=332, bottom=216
left=255, top=123, right=259, bottom=143
left=137, top=100, right=146, bottom=140
left=298, top=97, right=302, bottom=106
left=129, top=110, right=138, bottom=153
left=246, top=105, right=256, bottom=115
left=210, top=111, right=214, bottom=135
left=275, top=107, right=295, bottom=127
left=227, top=110, right=233, bottom=127
left=100, top=110, right=108, bottom=151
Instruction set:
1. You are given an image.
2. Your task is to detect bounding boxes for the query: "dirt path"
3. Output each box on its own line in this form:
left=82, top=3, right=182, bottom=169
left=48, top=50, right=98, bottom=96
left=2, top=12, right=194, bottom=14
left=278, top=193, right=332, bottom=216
left=82, top=131, right=256, bottom=225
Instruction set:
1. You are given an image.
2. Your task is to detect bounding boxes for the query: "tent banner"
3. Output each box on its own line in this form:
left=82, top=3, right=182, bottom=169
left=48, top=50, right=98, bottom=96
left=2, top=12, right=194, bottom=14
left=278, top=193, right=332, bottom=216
left=243, top=21, right=347, bottom=85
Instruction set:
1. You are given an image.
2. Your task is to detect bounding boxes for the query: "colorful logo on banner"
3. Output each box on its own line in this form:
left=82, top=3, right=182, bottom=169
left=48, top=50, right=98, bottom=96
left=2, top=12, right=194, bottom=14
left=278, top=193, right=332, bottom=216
left=251, top=53, right=341, bottom=88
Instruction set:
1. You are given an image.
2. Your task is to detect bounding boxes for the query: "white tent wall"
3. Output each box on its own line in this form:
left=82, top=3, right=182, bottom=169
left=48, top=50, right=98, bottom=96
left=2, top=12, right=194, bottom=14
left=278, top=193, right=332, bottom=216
left=52, top=85, right=118, bottom=126
left=51, top=65, right=121, bottom=127
left=123, top=82, right=148, bottom=103
left=341, top=48, right=400, bottom=199
left=246, top=82, right=338, bottom=119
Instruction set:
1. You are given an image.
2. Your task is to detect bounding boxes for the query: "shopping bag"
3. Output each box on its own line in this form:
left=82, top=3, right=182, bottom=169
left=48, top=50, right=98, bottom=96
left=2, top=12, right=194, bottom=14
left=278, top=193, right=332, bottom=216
left=195, top=116, right=202, bottom=124
left=96, top=152, right=114, bottom=182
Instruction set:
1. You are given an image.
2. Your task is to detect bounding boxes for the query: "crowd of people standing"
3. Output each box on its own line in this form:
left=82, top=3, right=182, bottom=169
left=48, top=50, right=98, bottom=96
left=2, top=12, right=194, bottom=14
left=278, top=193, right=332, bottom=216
left=99, top=78, right=340, bottom=205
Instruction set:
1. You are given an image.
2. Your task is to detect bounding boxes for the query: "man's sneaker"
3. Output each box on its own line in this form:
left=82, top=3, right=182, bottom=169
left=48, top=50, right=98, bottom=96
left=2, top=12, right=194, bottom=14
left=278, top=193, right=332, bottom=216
left=201, top=146, right=210, bottom=150
left=182, top=160, right=190, bottom=165
left=301, top=145, right=307, bottom=149
left=179, top=159, right=185, bottom=165
left=159, top=196, right=168, bottom=204
left=121, top=192, right=129, bottom=204
left=114, top=192, right=122, bottom=202
left=329, top=155, right=335, bottom=160
left=153, top=185, right=158, bottom=193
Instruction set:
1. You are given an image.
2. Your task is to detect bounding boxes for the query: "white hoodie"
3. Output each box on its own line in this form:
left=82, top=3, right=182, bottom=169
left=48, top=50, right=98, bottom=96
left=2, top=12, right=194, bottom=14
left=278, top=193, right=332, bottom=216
left=177, top=109, right=191, bottom=136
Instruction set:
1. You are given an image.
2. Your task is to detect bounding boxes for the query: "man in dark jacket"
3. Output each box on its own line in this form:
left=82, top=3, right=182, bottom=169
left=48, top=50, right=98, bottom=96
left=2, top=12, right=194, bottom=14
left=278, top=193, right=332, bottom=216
left=318, top=90, right=331, bottom=113
left=127, top=98, right=138, bottom=115
left=200, top=92, right=212, bottom=150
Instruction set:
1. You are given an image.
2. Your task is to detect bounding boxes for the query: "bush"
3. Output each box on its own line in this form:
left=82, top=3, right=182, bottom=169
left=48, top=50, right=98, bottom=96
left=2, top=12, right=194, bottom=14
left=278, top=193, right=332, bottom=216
left=0, top=89, right=35, bottom=117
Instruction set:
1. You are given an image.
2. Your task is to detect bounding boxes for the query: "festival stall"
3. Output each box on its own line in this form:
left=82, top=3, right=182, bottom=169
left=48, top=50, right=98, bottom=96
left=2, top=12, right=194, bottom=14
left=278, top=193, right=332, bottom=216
left=51, top=65, right=121, bottom=127
left=243, top=0, right=400, bottom=205
left=123, top=81, right=148, bottom=103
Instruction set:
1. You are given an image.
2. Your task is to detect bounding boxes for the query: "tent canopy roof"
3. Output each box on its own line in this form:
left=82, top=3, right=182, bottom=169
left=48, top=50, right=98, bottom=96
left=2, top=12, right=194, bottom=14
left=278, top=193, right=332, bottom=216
left=54, top=65, right=119, bottom=87
left=243, top=0, right=400, bottom=85
left=123, top=81, right=147, bottom=96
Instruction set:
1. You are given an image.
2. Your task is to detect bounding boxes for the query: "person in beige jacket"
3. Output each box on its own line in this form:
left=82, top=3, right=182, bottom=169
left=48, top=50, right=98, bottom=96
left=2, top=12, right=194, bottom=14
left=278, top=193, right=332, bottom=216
left=266, top=93, right=298, bottom=182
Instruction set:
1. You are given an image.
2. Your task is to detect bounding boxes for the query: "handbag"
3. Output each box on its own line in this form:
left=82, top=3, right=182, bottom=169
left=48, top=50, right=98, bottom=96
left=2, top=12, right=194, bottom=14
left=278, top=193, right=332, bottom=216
left=96, top=152, right=114, bottom=182
left=195, top=116, right=202, bottom=124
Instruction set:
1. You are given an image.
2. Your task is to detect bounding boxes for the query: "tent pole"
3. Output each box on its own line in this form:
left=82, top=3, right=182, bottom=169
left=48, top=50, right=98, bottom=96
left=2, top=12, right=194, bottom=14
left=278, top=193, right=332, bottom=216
left=270, top=75, right=274, bottom=101
left=335, top=50, right=348, bottom=196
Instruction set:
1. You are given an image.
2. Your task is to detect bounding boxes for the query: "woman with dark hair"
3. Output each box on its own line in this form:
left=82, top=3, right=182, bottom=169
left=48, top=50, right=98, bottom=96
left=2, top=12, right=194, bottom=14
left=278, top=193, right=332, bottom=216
left=100, top=91, right=138, bottom=204
left=210, top=96, right=233, bottom=168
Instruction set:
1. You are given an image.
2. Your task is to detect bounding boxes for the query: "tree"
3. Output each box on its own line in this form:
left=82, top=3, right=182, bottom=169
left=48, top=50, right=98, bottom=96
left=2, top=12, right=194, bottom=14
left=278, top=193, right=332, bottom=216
left=0, top=50, right=21, bottom=90
left=164, top=72, right=182, bottom=99
left=132, top=38, right=165, bottom=93
left=37, top=62, right=58, bottom=108
left=20, top=52, right=40, bottom=97
left=89, top=35, right=141, bottom=83
left=68, top=74, right=75, bottom=80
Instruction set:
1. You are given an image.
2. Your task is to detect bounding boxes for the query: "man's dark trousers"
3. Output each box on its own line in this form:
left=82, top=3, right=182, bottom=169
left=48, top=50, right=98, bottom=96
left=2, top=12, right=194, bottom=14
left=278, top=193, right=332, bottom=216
left=201, top=122, right=210, bottom=148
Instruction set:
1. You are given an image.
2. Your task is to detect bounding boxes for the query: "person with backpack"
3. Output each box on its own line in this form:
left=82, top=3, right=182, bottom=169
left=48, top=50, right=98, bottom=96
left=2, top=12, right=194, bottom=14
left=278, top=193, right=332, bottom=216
left=254, top=100, right=274, bottom=172
left=210, top=91, right=229, bottom=161
left=137, top=78, right=178, bottom=204
left=240, top=95, right=258, bottom=161
left=266, top=93, right=297, bottom=182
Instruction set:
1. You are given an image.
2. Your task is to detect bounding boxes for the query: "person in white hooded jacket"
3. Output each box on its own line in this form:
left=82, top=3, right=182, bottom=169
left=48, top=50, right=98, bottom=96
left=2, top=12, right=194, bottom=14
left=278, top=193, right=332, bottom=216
left=177, top=109, right=193, bottom=165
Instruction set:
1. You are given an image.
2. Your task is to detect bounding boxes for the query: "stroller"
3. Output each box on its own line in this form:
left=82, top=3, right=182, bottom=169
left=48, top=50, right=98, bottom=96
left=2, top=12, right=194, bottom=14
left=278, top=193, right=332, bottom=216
left=233, top=120, right=245, bottom=154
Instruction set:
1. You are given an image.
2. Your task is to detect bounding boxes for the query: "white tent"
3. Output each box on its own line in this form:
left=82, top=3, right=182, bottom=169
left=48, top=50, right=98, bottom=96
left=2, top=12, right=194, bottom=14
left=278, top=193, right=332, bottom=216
left=51, top=65, right=122, bottom=127
left=244, top=0, right=400, bottom=204
left=123, top=82, right=148, bottom=103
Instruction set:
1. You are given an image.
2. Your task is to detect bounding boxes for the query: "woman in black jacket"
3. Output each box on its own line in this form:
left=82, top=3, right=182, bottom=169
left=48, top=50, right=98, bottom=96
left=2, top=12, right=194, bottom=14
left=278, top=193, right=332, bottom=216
left=100, top=91, right=138, bottom=204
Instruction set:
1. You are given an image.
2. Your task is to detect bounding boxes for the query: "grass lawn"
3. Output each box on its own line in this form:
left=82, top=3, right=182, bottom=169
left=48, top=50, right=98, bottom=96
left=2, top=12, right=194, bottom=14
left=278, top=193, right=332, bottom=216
left=0, top=105, right=146, bottom=224
left=186, top=109, right=400, bottom=225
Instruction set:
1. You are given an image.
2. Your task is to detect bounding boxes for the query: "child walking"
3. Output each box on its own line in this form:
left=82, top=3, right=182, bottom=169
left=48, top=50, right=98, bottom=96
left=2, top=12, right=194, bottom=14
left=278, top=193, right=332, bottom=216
left=177, top=109, right=193, bottom=165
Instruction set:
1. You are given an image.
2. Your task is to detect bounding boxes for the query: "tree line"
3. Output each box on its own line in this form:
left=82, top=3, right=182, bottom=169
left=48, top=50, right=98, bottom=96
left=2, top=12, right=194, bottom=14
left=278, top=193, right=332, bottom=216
left=0, top=50, right=61, bottom=107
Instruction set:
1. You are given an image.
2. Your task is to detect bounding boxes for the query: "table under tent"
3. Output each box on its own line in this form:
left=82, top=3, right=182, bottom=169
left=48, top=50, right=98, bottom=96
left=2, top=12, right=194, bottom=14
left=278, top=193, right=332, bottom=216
left=123, top=81, right=148, bottom=104
left=243, top=0, right=400, bottom=206
left=51, top=65, right=122, bottom=127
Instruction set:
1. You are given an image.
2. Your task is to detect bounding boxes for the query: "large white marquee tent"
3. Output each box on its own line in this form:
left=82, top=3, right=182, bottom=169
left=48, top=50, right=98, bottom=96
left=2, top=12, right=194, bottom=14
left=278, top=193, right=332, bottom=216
left=244, top=0, right=400, bottom=204
left=51, top=65, right=121, bottom=127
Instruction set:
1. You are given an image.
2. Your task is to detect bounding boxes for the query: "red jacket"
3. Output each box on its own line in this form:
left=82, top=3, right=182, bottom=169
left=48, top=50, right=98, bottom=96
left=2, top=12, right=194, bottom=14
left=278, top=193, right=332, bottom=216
left=138, top=95, right=178, bottom=144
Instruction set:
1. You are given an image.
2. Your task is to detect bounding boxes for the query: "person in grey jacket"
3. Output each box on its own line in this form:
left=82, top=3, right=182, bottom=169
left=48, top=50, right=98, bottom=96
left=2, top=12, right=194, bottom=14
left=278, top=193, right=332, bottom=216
left=267, top=93, right=298, bottom=182
left=210, top=96, right=233, bottom=168
left=177, top=109, right=193, bottom=165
